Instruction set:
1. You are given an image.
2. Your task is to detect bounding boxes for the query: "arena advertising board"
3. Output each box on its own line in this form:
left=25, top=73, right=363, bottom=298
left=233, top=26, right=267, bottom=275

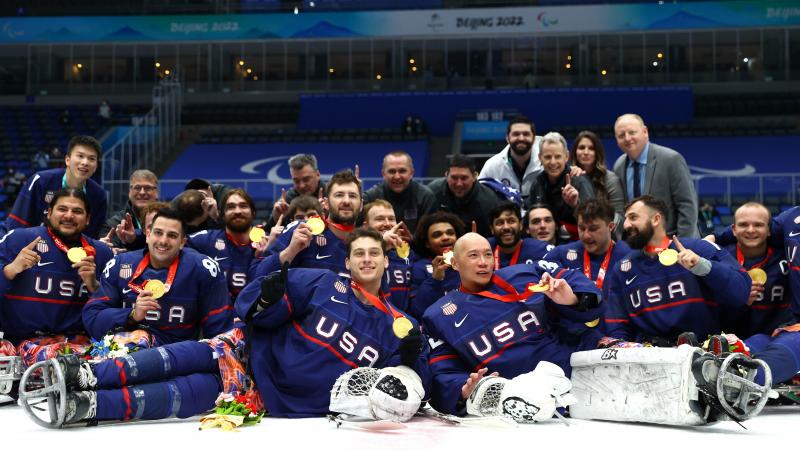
left=0, top=1, right=797, bottom=43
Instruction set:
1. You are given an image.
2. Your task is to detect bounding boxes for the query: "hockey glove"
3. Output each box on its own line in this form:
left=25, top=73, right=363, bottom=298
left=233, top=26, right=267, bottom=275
left=399, top=327, right=423, bottom=367
left=249, top=263, right=288, bottom=319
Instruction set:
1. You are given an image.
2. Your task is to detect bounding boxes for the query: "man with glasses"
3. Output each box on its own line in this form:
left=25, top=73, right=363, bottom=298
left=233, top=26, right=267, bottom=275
left=99, top=170, right=159, bottom=251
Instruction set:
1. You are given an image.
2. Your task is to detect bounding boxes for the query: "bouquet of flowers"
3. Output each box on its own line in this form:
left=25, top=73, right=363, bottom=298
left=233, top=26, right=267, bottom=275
left=86, top=334, right=140, bottom=360
left=199, top=392, right=264, bottom=431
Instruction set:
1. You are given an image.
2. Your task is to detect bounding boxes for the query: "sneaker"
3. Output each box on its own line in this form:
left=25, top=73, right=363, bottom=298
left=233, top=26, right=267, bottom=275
left=64, top=391, right=97, bottom=424
left=56, top=354, right=97, bottom=390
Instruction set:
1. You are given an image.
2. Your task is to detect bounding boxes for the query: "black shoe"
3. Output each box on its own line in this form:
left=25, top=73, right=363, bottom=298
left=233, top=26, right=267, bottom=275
left=65, top=391, right=97, bottom=424
left=56, top=355, right=97, bottom=390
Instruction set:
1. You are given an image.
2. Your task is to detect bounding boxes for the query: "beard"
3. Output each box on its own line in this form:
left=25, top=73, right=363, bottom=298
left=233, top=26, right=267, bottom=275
left=226, top=215, right=252, bottom=233
left=330, top=209, right=356, bottom=226
left=47, top=219, right=82, bottom=244
left=497, top=231, right=521, bottom=249
left=510, top=140, right=532, bottom=156
left=625, top=223, right=655, bottom=250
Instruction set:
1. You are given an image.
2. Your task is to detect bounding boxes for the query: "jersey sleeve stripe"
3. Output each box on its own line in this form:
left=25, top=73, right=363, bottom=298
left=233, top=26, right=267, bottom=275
left=627, top=297, right=711, bottom=317
left=8, top=214, right=30, bottom=226
left=290, top=320, right=358, bottom=369
left=4, top=293, right=84, bottom=306
left=604, top=318, right=630, bottom=324
left=429, top=354, right=459, bottom=365
left=200, top=305, right=234, bottom=324
left=86, top=296, right=111, bottom=304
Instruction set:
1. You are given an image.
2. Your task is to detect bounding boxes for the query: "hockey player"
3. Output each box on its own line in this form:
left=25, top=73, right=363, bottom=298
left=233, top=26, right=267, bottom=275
left=188, top=189, right=264, bottom=302
left=423, top=232, right=602, bottom=418
left=19, top=229, right=430, bottom=427
left=362, top=200, right=415, bottom=311
left=83, top=208, right=233, bottom=347
left=604, top=196, right=751, bottom=343
left=488, top=201, right=551, bottom=269
left=0, top=189, right=112, bottom=396
left=250, top=170, right=361, bottom=279
left=1, top=136, right=107, bottom=239
left=409, top=212, right=465, bottom=320
left=544, top=199, right=631, bottom=292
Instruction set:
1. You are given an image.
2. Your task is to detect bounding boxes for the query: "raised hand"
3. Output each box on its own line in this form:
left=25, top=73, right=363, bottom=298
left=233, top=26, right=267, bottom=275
left=672, top=236, right=700, bottom=270
left=4, top=237, right=41, bottom=280
left=116, top=213, right=137, bottom=244
left=539, top=271, right=578, bottom=306
left=272, top=188, right=289, bottom=221
left=561, top=174, right=579, bottom=207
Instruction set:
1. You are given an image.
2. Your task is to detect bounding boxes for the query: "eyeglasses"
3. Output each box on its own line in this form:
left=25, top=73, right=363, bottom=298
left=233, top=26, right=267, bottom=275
left=130, top=185, right=157, bottom=193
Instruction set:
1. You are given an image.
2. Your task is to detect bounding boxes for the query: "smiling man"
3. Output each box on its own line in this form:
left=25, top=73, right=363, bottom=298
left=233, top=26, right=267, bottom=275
left=0, top=189, right=113, bottom=394
left=83, top=208, right=233, bottom=347
left=428, top=155, right=499, bottom=238
left=363, top=151, right=438, bottom=234
left=1, top=136, right=107, bottom=238
left=488, top=201, right=551, bottom=268
left=478, top=116, right=543, bottom=202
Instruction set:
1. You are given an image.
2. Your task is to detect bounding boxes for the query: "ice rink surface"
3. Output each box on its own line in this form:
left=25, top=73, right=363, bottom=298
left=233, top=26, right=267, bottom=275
left=0, top=401, right=795, bottom=450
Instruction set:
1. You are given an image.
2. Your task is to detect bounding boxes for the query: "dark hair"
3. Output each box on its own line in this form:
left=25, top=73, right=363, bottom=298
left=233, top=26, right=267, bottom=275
left=524, top=203, right=556, bottom=228
left=325, top=169, right=362, bottom=198
left=185, top=178, right=211, bottom=191
left=345, top=228, right=386, bottom=257
left=575, top=198, right=615, bottom=224
left=506, top=115, right=535, bottom=137
left=569, top=130, right=609, bottom=200
left=151, top=208, right=187, bottom=236
left=139, top=201, right=170, bottom=229
left=447, top=154, right=476, bottom=173
left=489, top=201, right=521, bottom=223
left=67, top=135, right=101, bottom=157
left=172, top=190, right=205, bottom=225
left=412, top=211, right=466, bottom=259
left=48, top=188, right=91, bottom=216
left=287, top=195, right=323, bottom=223
left=625, top=195, right=668, bottom=221
left=222, top=188, right=256, bottom=215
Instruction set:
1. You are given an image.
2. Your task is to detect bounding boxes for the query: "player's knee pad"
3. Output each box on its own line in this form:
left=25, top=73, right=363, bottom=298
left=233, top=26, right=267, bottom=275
left=368, top=366, right=424, bottom=422
left=329, top=367, right=381, bottom=419
left=467, top=361, right=575, bottom=424
left=570, top=345, right=710, bottom=425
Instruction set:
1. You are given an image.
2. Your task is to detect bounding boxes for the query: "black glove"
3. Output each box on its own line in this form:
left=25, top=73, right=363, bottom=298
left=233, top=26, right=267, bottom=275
left=248, top=263, right=288, bottom=319
left=573, top=293, right=599, bottom=312
left=399, top=327, right=424, bottom=367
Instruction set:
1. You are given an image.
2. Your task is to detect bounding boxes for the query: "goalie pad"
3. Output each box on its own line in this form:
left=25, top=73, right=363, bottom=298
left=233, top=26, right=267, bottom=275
left=329, top=367, right=381, bottom=419
left=466, top=361, right=575, bottom=423
left=369, top=366, right=424, bottom=422
left=569, top=345, right=708, bottom=425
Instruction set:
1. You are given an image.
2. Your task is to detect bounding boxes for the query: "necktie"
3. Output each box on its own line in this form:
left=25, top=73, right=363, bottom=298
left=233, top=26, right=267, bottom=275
left=632, top=161, right=642, bottom=198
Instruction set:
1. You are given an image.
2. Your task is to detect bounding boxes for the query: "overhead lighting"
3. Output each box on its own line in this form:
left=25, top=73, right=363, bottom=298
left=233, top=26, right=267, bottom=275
left=567, top=55, right=572, bottom=60
left=657, top=52, right=663, bottom=59
left=411, top=66, right=418, bottom=72
left=253, top=76, right=259, bottom=81
left=565, top=63, right=571, bottom=69
left=246, top=68, right=253, bottom=74
left=409, top=58, right=415, bottom=64
left=652, top=61, right=659, bottom=67
left=329, top=68, right=335, bottom=73
left=76, top=63, right=83, bottom=69
left=238, top=60, right=245, bottom=66
left=743, top=57, right=750, bottom=63
left=293, top=6, right=298, bottom=14
left=155, top=62, right=161, bottom=68
left=601, top=69, right=607, bottom=75
left=376, top=74, right=382, bottom=80
left=164, top=69, right=171, bottom=75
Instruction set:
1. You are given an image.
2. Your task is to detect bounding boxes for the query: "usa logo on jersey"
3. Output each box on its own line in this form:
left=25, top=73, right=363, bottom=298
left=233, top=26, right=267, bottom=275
left=215, top=239, right=226, bottom=250
left=316, top=235, right=327, bottom=247
left=44, top=191, right=54, bottom=204
left=334, top=280, right=347, bottom=294
left=37, top=240, right=49, bottom=253
left=620, top=260, right=631, bottom=272
left=566, top=249, right=578, bottom=261
left=441, top=302, right=457, bottom=316
left=120, top=264, right=132, bottom=279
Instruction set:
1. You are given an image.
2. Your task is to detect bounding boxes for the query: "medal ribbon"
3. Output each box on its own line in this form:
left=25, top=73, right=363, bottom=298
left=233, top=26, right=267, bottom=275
left=460, top=274, right=535, bottom=303
left=127, top=253, right=180, bottom=295
left=643, top=236, right=671, bottom=254
left=325, top=218, right=356, bottom=234
left=350, top=281, right=404, bottom=320
left=736, top=245, right=772, bottom=269
left=493, top=241, right=522, bottom=270
left=584, top=241, right=614, bottom=290
left=46, top=227, right=96, bottom=258
left=225, top=231, right=250, bottom=247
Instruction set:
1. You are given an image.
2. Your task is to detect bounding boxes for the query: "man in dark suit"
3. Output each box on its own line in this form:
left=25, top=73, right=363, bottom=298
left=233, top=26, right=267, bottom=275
left=612, top=113, right=698, bottom=238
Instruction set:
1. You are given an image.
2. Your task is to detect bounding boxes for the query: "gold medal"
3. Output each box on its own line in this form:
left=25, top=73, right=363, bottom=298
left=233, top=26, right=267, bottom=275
left=248, top=227, right=266, bottom=245
left=144, top=279, right=166, bottom=299
left=392, top=316, right=414, bottom=339
left=442, top=249, right=454, bottom=266
left=528, top=283, right=550, bottom=293
left=748, top=268, right=768, bottom=284
left=396, top=241, right=410, bottom=259
left=658, top=249, right=679, bottom=266
left=584, top=318, right=600, bottom=328
left=306, top=217, right=325, bottom=235
left=67, top=247, right=87, bottom=263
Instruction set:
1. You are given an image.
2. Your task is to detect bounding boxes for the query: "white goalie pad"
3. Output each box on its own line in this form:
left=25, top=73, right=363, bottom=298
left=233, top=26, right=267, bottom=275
left=0, top=356, right=23, bottom=396
left=330, top=367, right=381, bottom=419
left=368, top=366, right=424, bottom=422
left=467, top=361, right=575, bottom=424
left=569, top=345, right=708, bottom=426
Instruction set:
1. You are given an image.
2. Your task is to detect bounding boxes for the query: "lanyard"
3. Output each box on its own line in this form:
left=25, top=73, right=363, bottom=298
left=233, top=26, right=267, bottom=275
left=584, top=241, right=614, bottom=290
left=127, top=253, right=179, bottom=295
left=493, top=241, right=522, bottom=270
left=61, top=173, right=87, bottom=193
left=325, top=218, right=355, bottom=234
left=644, top=236, right=671, bottom=254
left=225, top=231, right=250, bottom=247
left=46, top=227, right=95, bottom=257
left=350, top=281, right=403, bottom=320
left=736, top=245, right=772, bottom=269
left=460, top=274, right=535, bottom=303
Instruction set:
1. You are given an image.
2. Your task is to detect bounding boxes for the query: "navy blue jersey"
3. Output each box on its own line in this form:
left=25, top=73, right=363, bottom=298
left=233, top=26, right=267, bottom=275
left=385, top=248, right=415, bottom=312
left=84, top=249, right=233, bottom=345
left=250, top=220, right=349, bottom=280
left=188, top=229, right=256, bottom=302
left=235, top=269, right=431, bottom=418
left=604, top=238, right=751, bottom=342
left=544, top=240, right=631, bottom=290
left=488, top=237, right=553, bottom=268
left=0, top=169, right=108, bottom=239
left=0, top=226, right=113, bottom=344
left=408, top=257, right=460, bottom=320
left=721, top=244, right=793, bottom=337
left=422, top=263, right=602, bottom=415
